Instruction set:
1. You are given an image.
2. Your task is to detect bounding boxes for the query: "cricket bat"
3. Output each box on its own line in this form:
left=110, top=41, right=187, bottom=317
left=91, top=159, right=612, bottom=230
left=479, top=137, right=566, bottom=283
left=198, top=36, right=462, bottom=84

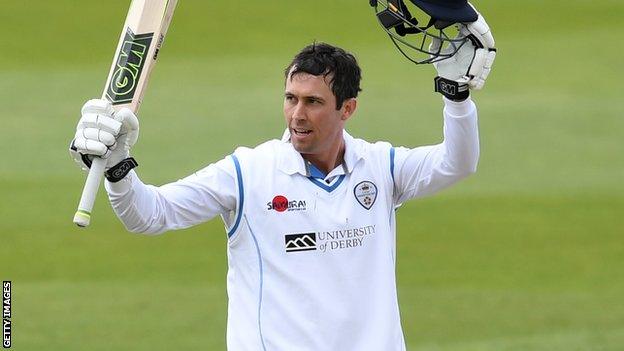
left=73, top=0, right=178, bottom=227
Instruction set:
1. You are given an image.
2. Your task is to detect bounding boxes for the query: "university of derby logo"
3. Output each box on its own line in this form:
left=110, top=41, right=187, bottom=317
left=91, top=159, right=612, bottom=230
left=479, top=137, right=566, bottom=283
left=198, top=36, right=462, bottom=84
left=285, top=233, right=317, bottom=252
left=285, top=225, right=376, bottom=253
left=354, top=181, right=377, bottom=210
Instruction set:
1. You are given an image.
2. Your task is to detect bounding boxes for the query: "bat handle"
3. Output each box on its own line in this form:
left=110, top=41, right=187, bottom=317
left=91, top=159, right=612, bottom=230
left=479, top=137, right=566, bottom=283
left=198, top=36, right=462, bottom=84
left=73, top=157, right=107, bottom=227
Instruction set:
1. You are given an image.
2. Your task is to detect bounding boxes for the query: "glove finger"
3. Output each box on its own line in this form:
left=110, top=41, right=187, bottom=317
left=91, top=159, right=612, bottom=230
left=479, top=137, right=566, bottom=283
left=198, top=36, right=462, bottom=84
left=81, top=99, right=114, bottom=116
left=481, top=51, right=496, bottom=80
left=72, top=137, right=111, bottom=158
left=471, top=50, right=496, bottom=90
left=114, top=108, right=140, bottom=146
left=77, top=128, right=117, bottom=147
left=114, top=108, right=139, bottom=132
left=471, top=79, right=484, bottom=90
left=470, top=51, right=496, bottom=90
left=485, top=50, right=496, bottom=70
left=466, top=16, right=495, bottom=48
left=78, top=113, right=122, bottom=135
left=468, top=48, right=487, bottom=78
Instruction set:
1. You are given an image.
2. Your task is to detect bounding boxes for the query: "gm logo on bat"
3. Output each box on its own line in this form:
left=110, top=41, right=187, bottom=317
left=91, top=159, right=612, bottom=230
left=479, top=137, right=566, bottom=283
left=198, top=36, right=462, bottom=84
left=106, top=28, right=154, bottom=104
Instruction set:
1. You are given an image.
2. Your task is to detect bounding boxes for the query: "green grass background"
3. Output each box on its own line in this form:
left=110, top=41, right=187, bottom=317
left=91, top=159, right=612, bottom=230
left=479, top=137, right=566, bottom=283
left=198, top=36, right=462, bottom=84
left=1, top=0, right=623, bottom=349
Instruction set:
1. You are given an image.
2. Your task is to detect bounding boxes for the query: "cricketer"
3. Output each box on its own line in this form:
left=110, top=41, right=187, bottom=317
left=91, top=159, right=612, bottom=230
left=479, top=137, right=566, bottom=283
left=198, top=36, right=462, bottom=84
left=69, top=0, right=496, bottom=349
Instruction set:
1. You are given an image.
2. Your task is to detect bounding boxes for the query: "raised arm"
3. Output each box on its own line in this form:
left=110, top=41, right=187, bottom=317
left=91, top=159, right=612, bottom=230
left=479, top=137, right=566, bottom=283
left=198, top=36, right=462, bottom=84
left=388, top=7, right=495, bottom=205
left=70, top=99, right=237, bottom=234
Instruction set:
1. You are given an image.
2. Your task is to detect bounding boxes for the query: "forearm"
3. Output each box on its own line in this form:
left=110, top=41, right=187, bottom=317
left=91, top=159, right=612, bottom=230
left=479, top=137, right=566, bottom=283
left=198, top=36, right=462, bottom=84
left=105, top=171, right=184, bottom=234
left=105, top=167, right=235, bottom=234
left=439, top=96, right=480, bottom=175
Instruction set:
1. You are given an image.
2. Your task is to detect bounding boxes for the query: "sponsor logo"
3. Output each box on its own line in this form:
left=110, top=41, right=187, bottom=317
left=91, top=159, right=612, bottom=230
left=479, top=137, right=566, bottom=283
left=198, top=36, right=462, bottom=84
left=285, top=225, right=376, bottom=253
left=106, top=28, right=154, bottom=105
left=439, top=81, right=456, bottom=95
left=267, top=195, right=307, bottom=212
left=354, top=181, right=378, bottom=210
left=285, top=233, right=317, bottom=252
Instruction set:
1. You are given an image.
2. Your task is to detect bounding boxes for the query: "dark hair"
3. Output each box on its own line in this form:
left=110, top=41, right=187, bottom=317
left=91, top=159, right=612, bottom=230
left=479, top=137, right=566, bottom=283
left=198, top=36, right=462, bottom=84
left=285, top=42, right=362, bottom=110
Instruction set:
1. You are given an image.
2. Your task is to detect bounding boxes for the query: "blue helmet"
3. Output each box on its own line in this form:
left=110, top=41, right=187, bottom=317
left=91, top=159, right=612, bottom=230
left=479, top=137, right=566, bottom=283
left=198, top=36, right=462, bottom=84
left=410, top=0, right=477, bottom=22
left=370, top=0, right=478, bottom=64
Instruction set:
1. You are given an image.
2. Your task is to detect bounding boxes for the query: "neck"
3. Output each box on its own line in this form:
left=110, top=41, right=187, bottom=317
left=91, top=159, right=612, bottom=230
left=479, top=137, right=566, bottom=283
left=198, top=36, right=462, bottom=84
left=302, top=140, right=345, bottom=176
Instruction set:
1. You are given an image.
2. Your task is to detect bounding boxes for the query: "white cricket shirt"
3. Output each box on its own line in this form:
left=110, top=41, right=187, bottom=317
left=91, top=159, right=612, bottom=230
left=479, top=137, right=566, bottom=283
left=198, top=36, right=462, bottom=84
left=105, top=97, right=480, bottom=350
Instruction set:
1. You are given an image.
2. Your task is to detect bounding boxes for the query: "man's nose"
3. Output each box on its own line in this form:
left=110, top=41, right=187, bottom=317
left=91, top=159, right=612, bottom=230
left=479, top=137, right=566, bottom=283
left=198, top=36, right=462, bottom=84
left=292, top=102, right=307, bottom=121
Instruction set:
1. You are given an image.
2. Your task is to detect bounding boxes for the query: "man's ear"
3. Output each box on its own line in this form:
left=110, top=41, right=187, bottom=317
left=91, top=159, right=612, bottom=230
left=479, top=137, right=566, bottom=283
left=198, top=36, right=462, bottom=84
left=341, top=98, right=357, bottom=121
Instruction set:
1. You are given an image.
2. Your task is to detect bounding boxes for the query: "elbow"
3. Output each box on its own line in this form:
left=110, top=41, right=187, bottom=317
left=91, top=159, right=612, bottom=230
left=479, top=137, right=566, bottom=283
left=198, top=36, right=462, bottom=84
left=459, top=158, right=479, bottom=179
left=454, top=166, right=477, bottom=181
left=113, top=206, right=167, bottom=235
left=466, top=159, right=479, bottom=176
left=461, top=148, right=480, bottom=177
left=124, top=222, right=165, bottom=235
left=442, top=156, right=479, bottom=181
left=442, top=141, right=479, bottom=179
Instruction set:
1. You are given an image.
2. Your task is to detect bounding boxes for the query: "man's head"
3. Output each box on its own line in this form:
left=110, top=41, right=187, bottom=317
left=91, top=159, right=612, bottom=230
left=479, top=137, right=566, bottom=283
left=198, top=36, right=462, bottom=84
left=285, top=42, right=362, bottom=110
left=283, top=43, right=361, bottom=162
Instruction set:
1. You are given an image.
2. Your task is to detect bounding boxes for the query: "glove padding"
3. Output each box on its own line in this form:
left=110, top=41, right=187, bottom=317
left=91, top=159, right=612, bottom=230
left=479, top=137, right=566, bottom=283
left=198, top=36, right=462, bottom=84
left=431, top=8, right=496, bottom=100
left=69, top=99, right=139, bottom=171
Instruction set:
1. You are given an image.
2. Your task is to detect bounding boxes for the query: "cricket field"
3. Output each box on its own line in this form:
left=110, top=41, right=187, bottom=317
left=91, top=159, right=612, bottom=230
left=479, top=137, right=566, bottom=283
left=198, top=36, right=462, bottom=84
left=1, top=0, right=622, bottom=350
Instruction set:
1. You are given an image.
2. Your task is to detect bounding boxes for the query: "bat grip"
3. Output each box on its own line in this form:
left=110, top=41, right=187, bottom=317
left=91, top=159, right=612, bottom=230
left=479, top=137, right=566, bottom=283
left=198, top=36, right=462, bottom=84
left=73, top=157, right=107, bottom=227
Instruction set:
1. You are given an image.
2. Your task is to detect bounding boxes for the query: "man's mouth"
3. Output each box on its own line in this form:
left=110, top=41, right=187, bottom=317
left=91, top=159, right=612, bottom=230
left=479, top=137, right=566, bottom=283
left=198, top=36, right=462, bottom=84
left=292, top=128, right=312, bottom=136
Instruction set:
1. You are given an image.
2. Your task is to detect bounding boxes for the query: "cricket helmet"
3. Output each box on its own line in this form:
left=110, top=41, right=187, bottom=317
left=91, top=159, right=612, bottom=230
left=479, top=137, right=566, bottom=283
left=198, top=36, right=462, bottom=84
left=370, top=0, right=478, bottom=64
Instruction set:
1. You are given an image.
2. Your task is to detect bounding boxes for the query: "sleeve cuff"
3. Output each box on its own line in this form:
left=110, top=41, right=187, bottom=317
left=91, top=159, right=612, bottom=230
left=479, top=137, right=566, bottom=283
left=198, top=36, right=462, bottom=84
left=105, top=169, right=136, bottom=196
left=443, top=96, right=476, bottom=118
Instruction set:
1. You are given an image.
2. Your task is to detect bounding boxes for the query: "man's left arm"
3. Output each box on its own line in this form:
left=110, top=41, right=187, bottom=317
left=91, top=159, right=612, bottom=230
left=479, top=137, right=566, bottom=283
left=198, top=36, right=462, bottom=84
left=392, top=96, right=479, bottom=205
left=391, top=7, right=495, bottom=205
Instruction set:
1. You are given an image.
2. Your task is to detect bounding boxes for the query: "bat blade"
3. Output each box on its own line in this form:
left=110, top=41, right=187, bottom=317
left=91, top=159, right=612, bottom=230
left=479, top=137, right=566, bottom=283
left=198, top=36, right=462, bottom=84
left=102, top=0, right=178, bottom=113
left=73, top=0, right=178, bottom=227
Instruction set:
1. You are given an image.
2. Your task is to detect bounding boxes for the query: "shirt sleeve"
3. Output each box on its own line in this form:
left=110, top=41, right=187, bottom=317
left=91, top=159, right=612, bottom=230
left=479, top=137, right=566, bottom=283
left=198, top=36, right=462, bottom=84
left=392, top=97, right=480, bottom=205
left=104, top=156, right=238, bottom=234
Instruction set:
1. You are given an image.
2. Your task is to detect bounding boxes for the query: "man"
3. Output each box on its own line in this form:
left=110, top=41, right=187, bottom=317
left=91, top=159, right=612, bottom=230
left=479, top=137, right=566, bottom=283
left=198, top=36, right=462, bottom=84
left=70, top=2, right=495, bottom=349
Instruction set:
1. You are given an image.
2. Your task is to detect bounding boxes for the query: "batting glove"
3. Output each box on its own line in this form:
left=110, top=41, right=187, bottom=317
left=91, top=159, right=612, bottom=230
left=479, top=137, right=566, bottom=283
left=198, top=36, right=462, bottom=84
left=69, top=99, right=139, bottom=181
left=430, top=8, right=496, bottom=101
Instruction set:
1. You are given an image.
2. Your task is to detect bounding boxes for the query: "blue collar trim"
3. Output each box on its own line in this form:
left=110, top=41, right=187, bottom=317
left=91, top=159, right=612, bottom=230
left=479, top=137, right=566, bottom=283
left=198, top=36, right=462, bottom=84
left=307, top=175, right=345, bottom=193
left=307, top=161, right=326, bottom=179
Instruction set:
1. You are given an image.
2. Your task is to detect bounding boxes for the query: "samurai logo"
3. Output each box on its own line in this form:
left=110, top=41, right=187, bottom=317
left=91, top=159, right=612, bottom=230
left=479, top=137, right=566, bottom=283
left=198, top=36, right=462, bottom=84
left=354, top=181, right=378, bottom=210
left=267, top=195, right=307, bottom=212
left=106, top=28, right=154, bottom=104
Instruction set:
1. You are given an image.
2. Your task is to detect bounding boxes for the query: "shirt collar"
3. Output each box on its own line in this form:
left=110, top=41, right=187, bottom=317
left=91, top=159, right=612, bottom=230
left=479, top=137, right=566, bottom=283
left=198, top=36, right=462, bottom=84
left=278, top=128, right=365, bottom=177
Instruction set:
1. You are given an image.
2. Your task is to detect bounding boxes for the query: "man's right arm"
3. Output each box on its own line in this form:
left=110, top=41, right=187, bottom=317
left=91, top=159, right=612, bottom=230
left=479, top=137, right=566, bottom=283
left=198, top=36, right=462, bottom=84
left=70, top=99, right=237, bottom=234
left=104, top=158, right=237, bottom=234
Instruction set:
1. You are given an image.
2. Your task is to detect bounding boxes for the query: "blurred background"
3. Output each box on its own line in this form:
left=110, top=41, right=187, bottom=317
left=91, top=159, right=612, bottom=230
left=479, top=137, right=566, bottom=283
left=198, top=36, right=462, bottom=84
left=1, top=0, right=622, bottom=350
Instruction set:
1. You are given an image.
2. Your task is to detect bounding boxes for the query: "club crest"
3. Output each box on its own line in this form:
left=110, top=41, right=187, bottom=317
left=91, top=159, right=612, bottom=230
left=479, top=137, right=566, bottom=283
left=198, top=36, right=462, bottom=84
left=354, top=181, right=377, bottom=210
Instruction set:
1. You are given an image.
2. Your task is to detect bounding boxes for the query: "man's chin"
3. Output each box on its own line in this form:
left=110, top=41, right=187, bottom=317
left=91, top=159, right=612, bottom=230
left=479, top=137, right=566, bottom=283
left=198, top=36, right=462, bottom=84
left=291, top=141, right=313, bottom=154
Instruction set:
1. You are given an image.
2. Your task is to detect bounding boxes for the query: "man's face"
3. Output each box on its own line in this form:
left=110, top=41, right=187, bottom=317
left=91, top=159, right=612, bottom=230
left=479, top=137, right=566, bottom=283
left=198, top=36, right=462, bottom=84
left=284, top=72, right=355, bottom=157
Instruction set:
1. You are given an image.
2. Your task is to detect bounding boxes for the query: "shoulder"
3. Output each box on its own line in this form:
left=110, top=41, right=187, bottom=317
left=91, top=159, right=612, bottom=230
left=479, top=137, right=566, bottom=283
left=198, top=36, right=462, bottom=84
left=343, top=133, right=395, bottom=181
left=232, top=139, right=281, bottom=158
left=181, top=138, right=283, bottom=194
left=231, top=138, right=286, bottom=172
left=347, top=133, right=393, bottom=160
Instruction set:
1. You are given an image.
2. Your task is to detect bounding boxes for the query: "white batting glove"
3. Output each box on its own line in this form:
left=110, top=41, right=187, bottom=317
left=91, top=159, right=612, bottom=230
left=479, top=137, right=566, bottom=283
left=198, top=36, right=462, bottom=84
left=69, top=99, right=139, bottom=172
left=430, top=6, right=496, bottom=100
